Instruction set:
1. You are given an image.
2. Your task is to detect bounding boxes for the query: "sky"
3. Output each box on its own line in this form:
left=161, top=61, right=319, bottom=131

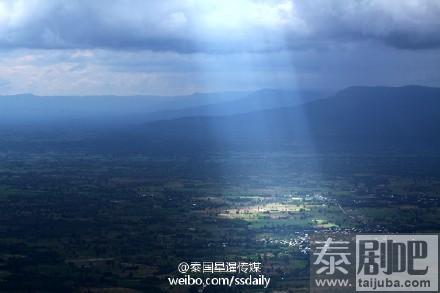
left=0, top=0, right=439, bottom=96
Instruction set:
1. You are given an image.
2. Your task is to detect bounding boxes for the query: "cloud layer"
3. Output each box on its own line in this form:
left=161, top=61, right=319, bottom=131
left=0, top=1, right=439, bottom=95
left=0, top=0, right=439, bottom=52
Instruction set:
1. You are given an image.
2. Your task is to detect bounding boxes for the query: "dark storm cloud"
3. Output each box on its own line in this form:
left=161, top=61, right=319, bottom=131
left=0, top=1, right=198, bottom=52
left=384, top=32, right=440, bottom=50
left=0, top=0, right=439, bottom=96
left=292, top=0, right=440, bottom=51
left=0, top=0, right=439, bottom=52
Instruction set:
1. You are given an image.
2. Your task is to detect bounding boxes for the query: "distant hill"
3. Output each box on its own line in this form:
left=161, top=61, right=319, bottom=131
left=1, top=86, right=439, bottom=155
left=104, top=85, right=440, bottom=154
left=138, top=89, right=322, bottom=122
left=0, top=89, right=322, bottom=125
left=0, top=91, right=245, bottom=124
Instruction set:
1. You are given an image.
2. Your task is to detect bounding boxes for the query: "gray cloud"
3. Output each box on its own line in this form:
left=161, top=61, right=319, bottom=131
left=294, top=0, right=440, bottom=50
left=0, top=1, right=439, bottom=96
left=0, top=0, right=439, bottom=52
left=0, top=1, right=195, bottom=51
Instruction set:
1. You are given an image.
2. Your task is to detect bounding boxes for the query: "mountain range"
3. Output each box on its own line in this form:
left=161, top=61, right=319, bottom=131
left=101, top=85, right=440, bottom=154
left=0, top=89, right=322, bottom=125
left=0, top=85, right=439, bottom=155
